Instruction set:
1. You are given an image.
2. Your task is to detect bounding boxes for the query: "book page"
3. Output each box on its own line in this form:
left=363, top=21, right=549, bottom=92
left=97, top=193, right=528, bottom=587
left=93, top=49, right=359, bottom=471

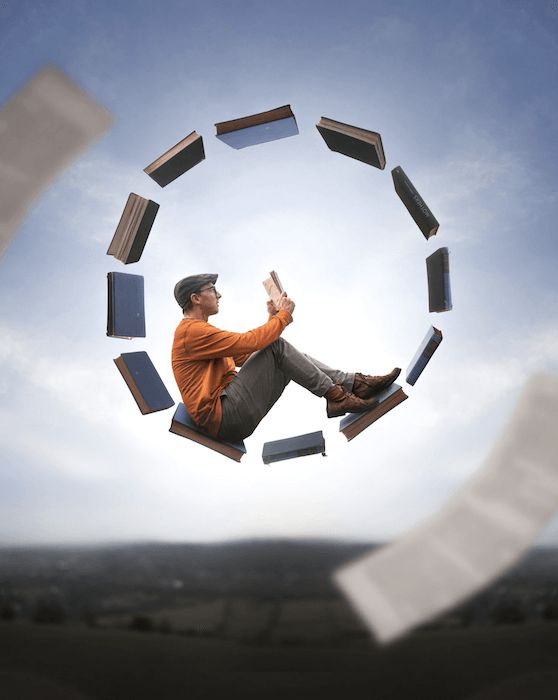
left=262, top=271, right=284, bottom=308
left=335, top=374, right=558, bottom=643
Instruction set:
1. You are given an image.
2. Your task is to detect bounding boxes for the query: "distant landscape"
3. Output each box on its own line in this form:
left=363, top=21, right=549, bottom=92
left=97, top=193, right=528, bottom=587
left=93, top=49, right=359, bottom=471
left=2, top=540, right=558, bottom=699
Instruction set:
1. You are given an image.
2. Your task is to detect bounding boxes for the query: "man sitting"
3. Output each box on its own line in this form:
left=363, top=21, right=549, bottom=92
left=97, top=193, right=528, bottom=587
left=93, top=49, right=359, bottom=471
left=171, top=274, right=400, bottom=443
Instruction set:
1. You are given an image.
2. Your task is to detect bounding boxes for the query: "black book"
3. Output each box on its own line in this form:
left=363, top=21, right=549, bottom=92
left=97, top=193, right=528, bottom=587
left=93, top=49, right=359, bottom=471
left=392, top=166, right=439, bottom=239
left=215, top=105, right=298, bottom=149
left=107, top=193, right=159, bottom=264
left=340, top=384, right=408, bottom=441
left=262, top=431, right=326, bottom=464
left=426, top=247, right=452, bottom=313
left=114, top=352, right=175, bottom=415
left=144, top=130, right=205, bottom=187
left=316, top=116, right=385, bottom=169
left=169, top=403, right=247, bottom=462
left=406, top=326, right=443, bottom=386
left=107, top=272, right=146, bottom=338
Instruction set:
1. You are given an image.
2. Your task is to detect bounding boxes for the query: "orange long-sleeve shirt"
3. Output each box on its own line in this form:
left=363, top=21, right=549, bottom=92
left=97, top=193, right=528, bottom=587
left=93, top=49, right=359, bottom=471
left=171, top=309, right=292, bottom=436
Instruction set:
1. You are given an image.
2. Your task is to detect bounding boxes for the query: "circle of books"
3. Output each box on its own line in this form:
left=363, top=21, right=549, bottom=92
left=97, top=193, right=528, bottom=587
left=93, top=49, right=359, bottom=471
left=106, top=106, right=452, bottom=464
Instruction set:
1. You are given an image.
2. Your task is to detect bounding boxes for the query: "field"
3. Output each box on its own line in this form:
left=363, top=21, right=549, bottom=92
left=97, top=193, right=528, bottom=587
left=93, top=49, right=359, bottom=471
left=2, top=621, right=558, bottom=699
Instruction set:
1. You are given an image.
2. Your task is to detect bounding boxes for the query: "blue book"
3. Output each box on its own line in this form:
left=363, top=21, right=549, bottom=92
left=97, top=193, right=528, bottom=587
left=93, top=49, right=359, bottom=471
left=406, top=326, right=443, bottom=386
left=262, top=431, right=326, bottom=465
left=340, top=384, right=408, bottom=441
left=107, top=272, right=145, bottom=339
left=170, top=403, right=247, bottom=462
left=426, top=247, right=452, bottom=313
left=114, top=352, right=175, bottom=415
left=215, top=105, right=298, bottom=149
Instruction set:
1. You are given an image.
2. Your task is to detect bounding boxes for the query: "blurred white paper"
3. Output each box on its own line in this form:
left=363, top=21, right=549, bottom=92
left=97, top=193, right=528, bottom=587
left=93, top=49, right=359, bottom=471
left=0, top=66, right=113, bottom=259
left=335, top=374, right=558, bottom=643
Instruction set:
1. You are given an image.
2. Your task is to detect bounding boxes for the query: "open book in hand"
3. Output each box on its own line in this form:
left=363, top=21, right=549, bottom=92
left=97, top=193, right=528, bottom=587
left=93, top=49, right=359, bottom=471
left=262, top=270, right=285, bottom=309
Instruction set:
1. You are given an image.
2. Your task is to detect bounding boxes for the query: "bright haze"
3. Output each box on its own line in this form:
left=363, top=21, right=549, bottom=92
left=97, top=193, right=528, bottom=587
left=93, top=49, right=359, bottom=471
left=1, top=0, right=557, bottom=545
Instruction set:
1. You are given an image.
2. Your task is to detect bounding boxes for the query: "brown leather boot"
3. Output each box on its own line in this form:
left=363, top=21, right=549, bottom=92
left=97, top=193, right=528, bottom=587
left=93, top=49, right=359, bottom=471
left=352, top=367, right=401, bottom=400
left=325, top=384, right=377, bottom=418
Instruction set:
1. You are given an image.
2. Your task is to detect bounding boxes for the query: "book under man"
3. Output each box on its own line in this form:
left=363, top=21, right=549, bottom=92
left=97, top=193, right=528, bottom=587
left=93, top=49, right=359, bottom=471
left=114, top=352, right=175, bottom=415
left=107, top=193, right=159, bottom=264
left=392, top=166, right=439, bottom=240
left=262, top=431, right=326, bottom=465
left=169, top=403, right=247, bottom=462
left=426, top=247, right=452, bottom=313
left=406, top=326, right=443, bottom=386
left=107, top=271, right=146, bottom=339
left=316, top=117, right=386, bottom=169
left=340, top=384, right=408, bottom=441
left=144, top=130, right=205, bottom=187
left=215, top=105, right=298, bottom=149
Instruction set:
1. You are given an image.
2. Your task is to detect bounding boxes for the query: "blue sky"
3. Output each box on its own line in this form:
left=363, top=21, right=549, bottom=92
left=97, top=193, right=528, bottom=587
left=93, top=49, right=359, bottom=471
left=0, top=0, right=557, bottom=545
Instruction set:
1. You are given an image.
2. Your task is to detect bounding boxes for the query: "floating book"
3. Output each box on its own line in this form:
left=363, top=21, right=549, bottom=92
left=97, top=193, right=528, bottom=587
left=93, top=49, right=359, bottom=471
left=335, top=374, right=558, bottom=644
left=262, top=270, right=285, bottom=308
left=106, top=193, right=159, bottom=264
left=0, top=66, right=112, bottom=260
left=114, top=352, right=175, bottom=415
left=107, top=271, right=145, bottom=339
left=426, top=247, right=452, bottom=313
left=392, top=166, right=439, bottom=239
left=340, top=384, right=408, bottom=441
left=262, top=431, right=326, bottom=465
left=144, top=131, right=205, bottom=187
left=215, top=105, right=298, bottom=149
left=406, top=326, right=443, bottom=386
left=169, top=403, right=247, bottom=462
left=316, top=117, right=385, bottom=169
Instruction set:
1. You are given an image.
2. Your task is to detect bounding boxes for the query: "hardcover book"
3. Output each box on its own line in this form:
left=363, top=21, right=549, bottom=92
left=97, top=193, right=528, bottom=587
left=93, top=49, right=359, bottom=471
left=114, top=352, right=175, bottom=415
left=406, top=326, right=443, bottom=386
left=426, top=247, right=452, bottom=313
left=107, top=193, right=159, bottom=264
left=262, top=431, right=326, bottom=464
left=392, top=166, right=439, bottom=239
left=316, top=117, right=385, bottom=169
left=215, top=105, right=298, bottom=149
left=0, top=66, right=112, bottom=260
left=340, top=384, right=408, bottom=441
left=170, top=403, right=247, bottom=462
left=144, top=131, right=205, bottom=187
left=262, top=270, right=285, bottom=308
left=107, top=272, right=146, bottom=339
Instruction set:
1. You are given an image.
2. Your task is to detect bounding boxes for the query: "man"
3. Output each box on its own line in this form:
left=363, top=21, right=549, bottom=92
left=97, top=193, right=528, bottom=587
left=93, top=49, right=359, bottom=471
left=171, top=274, right=400, bottom=443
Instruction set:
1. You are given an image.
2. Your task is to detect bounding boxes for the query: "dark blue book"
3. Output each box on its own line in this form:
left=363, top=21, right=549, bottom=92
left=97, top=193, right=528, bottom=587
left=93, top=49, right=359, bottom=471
left=316, top=116, right=385, bottom=169
left=406, top=326, right=443, bottom=386
left=392, top=166, right=439, bottom=240
left=107, top=271, right=145, bottom=339
left=143, top=131, right=205, bottom=187
left=426, top=247, right=452, bottom=313
left=215, top=105, right=298, bottom=149
left=340, top=384, right=408, bottom=441
left=170, top=403, right=247, bottom=462
left=262, top=431, right=326, bottom=464
left=114, top=352, right=175, bottom=415
left=107, top=193, right=159, bottom=264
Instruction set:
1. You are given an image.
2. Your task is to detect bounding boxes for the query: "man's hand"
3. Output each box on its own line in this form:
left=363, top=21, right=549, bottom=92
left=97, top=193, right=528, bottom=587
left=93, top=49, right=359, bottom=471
left=267, top=300, right=278, bottom=317
left=278, top=292, right=295, bottom=315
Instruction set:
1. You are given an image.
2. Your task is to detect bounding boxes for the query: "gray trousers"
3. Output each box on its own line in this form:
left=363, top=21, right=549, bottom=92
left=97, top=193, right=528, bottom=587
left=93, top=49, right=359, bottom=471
left=218, top=338, right=354, bottom=441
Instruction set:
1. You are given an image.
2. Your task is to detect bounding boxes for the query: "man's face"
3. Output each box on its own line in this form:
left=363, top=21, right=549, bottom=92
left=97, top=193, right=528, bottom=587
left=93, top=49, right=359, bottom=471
left=196, top=284, right=221, bottom=316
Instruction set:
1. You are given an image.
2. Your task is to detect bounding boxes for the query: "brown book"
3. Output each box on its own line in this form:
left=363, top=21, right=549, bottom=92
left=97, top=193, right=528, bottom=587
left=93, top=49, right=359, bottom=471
left=144, top=130, right=205, bottom=187
left=107, top=193, right=159, bottom=264
left=262, top=270, right=285, bottom=308
left=316, top=117, right=385, bottom=169
left=340, top=384, right=407, bottom=441
left=169, top=404, right=247, bottom=462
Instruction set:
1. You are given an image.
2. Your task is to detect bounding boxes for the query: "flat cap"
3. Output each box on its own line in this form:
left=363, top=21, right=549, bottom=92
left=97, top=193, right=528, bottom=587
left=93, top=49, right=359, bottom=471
left=174, top=273, right=218, bottom=309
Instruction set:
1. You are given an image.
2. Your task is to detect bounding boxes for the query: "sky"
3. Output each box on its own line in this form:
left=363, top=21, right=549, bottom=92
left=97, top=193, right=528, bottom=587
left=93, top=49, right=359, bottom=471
left=0, top=0, right=557, bottom=546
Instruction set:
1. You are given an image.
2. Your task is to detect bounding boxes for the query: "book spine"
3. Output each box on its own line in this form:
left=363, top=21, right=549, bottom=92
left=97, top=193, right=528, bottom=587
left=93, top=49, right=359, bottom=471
left=392, top=167, right=439, bottom=239
left=125, top=199, right=159, bottom=264
left=106, top=273, right=114, bottom=336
